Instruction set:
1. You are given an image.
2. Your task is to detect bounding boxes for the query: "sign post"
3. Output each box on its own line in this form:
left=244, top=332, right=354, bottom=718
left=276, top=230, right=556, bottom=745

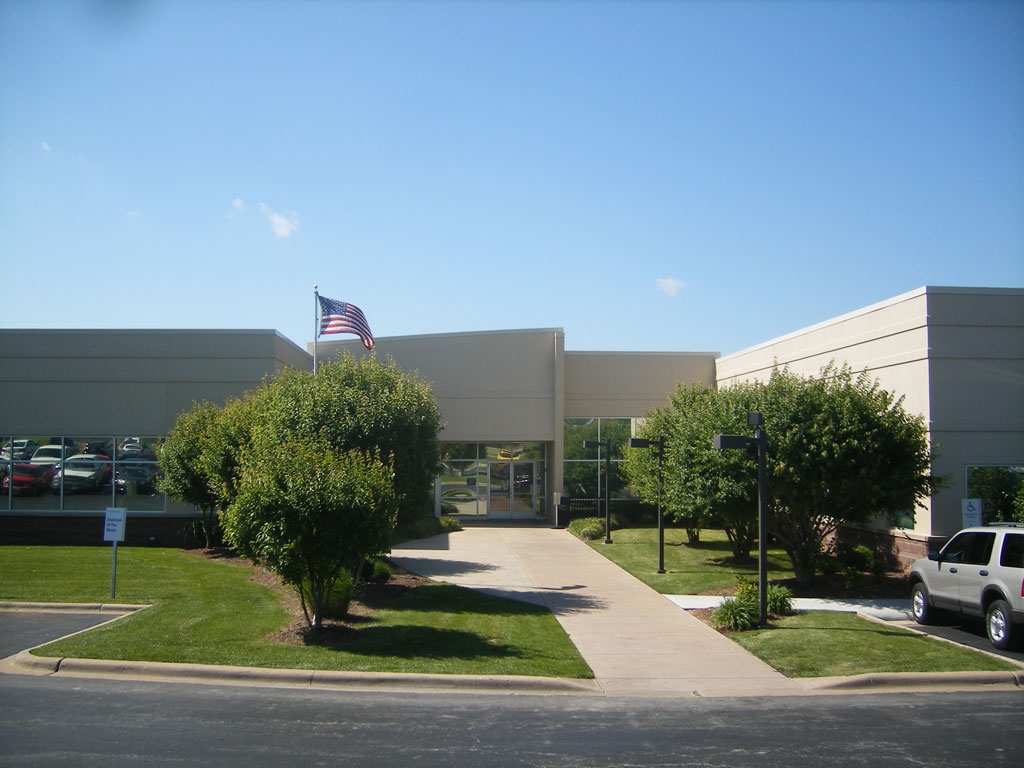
left=104, top=508, right=127, bottom=599
left=962, top=498, right=983, bottom=528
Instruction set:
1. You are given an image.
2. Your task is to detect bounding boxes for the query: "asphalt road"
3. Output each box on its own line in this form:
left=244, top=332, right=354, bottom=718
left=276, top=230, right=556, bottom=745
left=1, top=673, right=1022, bottom=767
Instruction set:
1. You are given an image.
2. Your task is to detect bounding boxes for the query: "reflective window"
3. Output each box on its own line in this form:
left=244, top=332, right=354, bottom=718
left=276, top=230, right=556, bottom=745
left=1, top=434, right=166, bottom=514
left=966, top=465, right=1024, bottom=524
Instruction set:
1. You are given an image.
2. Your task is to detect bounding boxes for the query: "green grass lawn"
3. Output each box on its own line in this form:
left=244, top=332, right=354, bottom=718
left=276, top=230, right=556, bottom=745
left=0, top=546, right=592, bottom=679
left=730, top=611, right=1021, bottom=677
left=589, top=527, right=1024, bottom=677
left=588, top=526, right=794, bottom=594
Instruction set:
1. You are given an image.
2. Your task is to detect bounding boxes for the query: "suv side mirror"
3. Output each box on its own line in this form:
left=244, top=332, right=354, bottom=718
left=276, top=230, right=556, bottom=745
left=927, top=550, right=942, bottom=562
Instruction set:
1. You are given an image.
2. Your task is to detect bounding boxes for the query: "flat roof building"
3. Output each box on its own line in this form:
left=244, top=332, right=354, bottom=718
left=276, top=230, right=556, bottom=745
left=2, top=286, right=1021, bottom=555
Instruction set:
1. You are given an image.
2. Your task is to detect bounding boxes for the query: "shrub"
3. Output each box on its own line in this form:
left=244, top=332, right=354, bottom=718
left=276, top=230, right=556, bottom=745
left=766, top=584, right=794, bottom=615
left=569, top=517, right=608, bottom=541
left=307, top=571, right=354, bottom=619
left=368, top=558, right=392, bottom=582
left=712, top=594, right=758, bottom=631
left=438, top=515, right=463, bottom=533
left=733, top=580, right=794, bottom=616
left=844, top=545, right=875, bottom=573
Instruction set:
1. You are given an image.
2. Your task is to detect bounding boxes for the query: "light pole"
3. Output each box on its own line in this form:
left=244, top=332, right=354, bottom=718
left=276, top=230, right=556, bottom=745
left=583, top=439, right=612, bottom=544
left=629, top=436, right=666, bottom=573
left=713, top=412, right=769, bottom=627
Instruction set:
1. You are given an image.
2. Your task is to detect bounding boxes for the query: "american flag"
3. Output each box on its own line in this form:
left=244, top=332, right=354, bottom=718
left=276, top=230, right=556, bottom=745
left=317, top=295, right=375, bottom=349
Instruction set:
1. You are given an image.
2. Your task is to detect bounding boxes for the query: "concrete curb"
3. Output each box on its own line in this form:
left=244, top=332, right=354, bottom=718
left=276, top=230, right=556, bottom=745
left=803, top=670, right=1024, bottom=693
left=4, top=649, right=602, bottom=696
left=0, top=602, right=147, bottom=614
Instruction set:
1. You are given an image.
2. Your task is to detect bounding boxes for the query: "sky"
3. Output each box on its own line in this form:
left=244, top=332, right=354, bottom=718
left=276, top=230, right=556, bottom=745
left=2, top=0, right=1022, bottom=356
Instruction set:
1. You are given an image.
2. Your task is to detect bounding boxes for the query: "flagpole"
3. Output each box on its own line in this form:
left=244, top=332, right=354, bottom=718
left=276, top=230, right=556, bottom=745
left=313, top=284, right=319, bottom=376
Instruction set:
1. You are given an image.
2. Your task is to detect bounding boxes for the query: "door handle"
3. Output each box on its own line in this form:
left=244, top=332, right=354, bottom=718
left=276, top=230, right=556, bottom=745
left=949, top=567, right=958, bottom=573
left=979, top=570, right=989, bottom=576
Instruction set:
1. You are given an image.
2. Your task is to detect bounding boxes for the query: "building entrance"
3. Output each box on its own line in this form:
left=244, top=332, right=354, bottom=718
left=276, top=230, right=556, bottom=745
left=487, top=460, right=537, bottom=520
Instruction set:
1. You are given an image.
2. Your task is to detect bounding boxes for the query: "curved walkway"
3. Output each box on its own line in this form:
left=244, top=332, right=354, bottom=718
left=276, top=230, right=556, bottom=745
left=391, top=525, right=810, bottom=698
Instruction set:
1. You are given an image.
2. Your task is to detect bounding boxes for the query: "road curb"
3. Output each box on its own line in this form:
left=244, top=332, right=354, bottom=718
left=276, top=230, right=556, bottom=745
left=804, top=670, right=1024, bottom=692
left=5, top=650, right=603, bottom=696
left=0, top=602, right=147, bottom=614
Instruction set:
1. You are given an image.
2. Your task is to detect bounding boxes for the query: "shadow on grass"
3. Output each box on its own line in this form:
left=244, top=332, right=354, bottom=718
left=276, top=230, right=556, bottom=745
left=304, top=624, right=528, bottom=660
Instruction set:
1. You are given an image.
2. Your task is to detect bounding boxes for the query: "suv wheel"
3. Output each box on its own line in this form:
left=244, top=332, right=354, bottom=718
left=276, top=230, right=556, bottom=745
left=986, top=599, right=1019, bottom=651
left=911, top=582, right=936, bottom=625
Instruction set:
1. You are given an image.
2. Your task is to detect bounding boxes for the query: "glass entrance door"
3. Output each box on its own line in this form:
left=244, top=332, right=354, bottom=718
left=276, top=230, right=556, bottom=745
left=488, top=460, right=537, bottom=519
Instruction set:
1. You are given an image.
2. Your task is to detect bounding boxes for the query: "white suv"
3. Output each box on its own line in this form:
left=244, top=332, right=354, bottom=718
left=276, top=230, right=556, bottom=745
left=909, top=523, right=1024, bottom=651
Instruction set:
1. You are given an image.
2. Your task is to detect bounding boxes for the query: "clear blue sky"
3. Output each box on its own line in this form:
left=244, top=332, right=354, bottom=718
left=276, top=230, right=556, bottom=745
left=2, top=1, right=1022, bottom=355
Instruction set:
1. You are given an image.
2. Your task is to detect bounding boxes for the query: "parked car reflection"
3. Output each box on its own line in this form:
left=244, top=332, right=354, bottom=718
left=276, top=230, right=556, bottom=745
left=115, top=464, right=159, bottom=495
left=50, top=454, right=111, bottom=494
left=2, top=462, right=57, bottom=495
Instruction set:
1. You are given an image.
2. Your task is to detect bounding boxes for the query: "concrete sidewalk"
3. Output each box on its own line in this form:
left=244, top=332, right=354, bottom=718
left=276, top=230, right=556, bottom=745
left=390, top=525, right=811, bottom=698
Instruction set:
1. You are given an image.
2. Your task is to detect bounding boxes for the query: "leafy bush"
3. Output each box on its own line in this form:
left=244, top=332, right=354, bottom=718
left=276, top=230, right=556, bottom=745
left=712, top=594, right=758, bottom=631
left=307, top=571, right=354, bottom=619
left=367, top=558, right=392, bottom=582
left=767, top=584, right=794, bottom=615
left=844, top=544, right=875, bottom=573
left=438, top=515, right=463, bottom=533
left=569, top=517, right=608, bottom=541
left=733, top=580, right=794, bottom=616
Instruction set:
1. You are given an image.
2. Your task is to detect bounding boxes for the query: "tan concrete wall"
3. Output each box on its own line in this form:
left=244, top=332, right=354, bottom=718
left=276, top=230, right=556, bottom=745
left=564, top=352, right=718, bottom=418
left=925, top=288, right=1024, bottom=535
left=0, top=329, right=311, bottom=436
left=315, top=329, right=564, bottom=443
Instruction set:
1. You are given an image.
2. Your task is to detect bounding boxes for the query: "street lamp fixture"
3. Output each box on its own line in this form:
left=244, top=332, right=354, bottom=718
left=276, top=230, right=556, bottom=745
left=713, top=412, right=769, bottom=627
left=583, top=439, right=613, bottom=544
left=629, top=436, right=666, bottom=573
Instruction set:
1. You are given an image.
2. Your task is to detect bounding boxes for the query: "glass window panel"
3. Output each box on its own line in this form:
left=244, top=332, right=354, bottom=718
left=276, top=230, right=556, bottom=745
left=440, top=459, right=482, bottom=516
left=55, top=452, right=113, bottom=510
left=564, top=461, right=599, bottom=499
left=599, top=418, right=632, bottom=460
left=440, top=443, right=478, bottom=461
left=966, top=465, right=1024, bottom=524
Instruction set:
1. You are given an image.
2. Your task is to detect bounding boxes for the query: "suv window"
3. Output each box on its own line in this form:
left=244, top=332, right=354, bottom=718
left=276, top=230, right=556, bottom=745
left=941, top=531, right=996, bottom=565
left=1000, top=533, right=1024, bottom=569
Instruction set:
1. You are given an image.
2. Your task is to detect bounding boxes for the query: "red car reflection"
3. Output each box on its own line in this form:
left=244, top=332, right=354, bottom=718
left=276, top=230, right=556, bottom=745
left=2, top=462, right=56, bottom=495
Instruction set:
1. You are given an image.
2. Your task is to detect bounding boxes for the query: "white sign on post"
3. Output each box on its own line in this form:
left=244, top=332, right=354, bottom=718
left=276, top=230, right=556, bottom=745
left=104, top=508, right=126, bottom=542
left=104, top=508, right=127, bottom=598
left=962, top=498, right=983, bottom=528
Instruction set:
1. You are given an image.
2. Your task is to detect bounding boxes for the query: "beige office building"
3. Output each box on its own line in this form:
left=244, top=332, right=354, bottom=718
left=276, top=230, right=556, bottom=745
left=2, top=286, right=1021, bottom=554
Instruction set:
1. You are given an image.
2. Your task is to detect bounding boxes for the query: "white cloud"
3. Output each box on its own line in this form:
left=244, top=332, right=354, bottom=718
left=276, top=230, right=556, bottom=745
left=655, top=277, right=686, bottom=296
left=232, top=198, right=246, bottom=211
left=41, top=141, right=51, bottom=152
left=259, top=203, right=299, bottom=238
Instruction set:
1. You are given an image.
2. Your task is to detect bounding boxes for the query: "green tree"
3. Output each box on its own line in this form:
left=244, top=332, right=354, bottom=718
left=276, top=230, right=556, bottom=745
left=623, top=384, right=759, bottom=555
left=967, top=466, right=1024, bottom=523
left=624, top=365, right=940, bottom=584
left=762, top=365, right=939, bottom=584
left=156, top=401, right=224, bottom=548
left=222, top=438, right=397, bottom=629
left=245, top=355, right=442, bottom=526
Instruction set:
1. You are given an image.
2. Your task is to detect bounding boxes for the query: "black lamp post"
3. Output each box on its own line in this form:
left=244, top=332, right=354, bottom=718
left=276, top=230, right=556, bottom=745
left=583, top=439, right=612, bottom=544
left=713, top=412, right=768, bottom=627
left=629, top=436, right=666, bottom=573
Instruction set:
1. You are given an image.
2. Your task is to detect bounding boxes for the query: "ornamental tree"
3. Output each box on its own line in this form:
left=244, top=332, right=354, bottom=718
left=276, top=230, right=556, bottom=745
left=762, top=364, right=939, bottom=584
left=222, top=437, right=397, bottom=629
left=244, top=355, right=442, bottom=526
left=156, top=400, right=224, bottom=548
left=622, top=383, right=760, bottom=556
left=624, top=364, right=940, bottom=584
